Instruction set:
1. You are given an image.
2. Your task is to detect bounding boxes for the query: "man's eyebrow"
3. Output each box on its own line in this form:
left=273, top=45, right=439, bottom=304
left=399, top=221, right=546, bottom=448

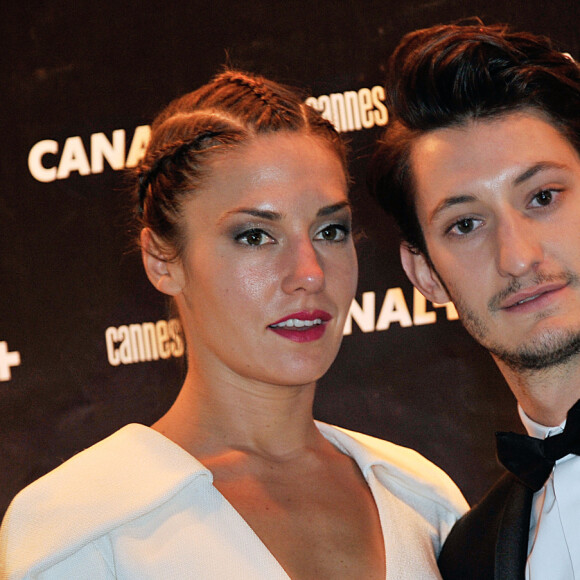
left=429, top=195, right=477, bottom=224
left=513, top=161, right=568, bottom=186
left=428, top=161, right=570, bottom=224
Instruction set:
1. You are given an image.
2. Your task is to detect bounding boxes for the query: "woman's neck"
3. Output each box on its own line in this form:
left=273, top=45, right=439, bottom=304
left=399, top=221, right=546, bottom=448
left=152, top=369, right=322, bottom=460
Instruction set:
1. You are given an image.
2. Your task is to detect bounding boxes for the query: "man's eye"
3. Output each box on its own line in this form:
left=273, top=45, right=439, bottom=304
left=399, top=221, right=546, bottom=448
left=450, top=218, right=477, bottom=235
left=532, top=190, right=554, bottom=207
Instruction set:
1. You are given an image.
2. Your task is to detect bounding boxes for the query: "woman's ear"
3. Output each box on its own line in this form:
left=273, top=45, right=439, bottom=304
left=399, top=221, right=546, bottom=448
left=399, top=242, right=451, bottom=305
left=140, top=228, right=184, bottom=296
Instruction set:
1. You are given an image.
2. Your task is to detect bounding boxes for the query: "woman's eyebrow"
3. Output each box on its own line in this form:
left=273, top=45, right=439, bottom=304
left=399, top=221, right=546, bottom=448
left=317, top=201, right=352, bottom=217
left=219, top=200, right=351, bottom=224
left=218, top=208, right=282, bottom=224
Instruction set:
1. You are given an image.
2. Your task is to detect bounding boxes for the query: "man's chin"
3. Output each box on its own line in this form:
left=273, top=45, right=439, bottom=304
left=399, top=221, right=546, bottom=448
left=488, top=329, right=580, bottom=373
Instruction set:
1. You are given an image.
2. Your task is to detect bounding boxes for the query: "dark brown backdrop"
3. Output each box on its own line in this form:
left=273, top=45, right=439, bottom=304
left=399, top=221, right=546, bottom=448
left=1, top=0, right=578, bottom=519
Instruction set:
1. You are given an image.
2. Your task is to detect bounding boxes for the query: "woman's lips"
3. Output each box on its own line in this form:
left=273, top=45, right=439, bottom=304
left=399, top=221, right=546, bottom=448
left=269, top=310, right=331, bottom=343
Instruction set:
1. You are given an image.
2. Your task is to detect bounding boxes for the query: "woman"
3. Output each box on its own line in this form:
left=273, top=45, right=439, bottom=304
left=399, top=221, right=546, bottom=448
left=0, top=70, right=467, bottom=579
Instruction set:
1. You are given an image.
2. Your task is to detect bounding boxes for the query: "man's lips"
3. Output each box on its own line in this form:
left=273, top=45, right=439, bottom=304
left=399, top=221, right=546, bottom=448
left=500, top=282, right=569, bottom=310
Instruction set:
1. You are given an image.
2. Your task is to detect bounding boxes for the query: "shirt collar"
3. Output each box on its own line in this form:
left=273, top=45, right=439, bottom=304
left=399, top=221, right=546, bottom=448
left=518, top=404, right=566, bottom=439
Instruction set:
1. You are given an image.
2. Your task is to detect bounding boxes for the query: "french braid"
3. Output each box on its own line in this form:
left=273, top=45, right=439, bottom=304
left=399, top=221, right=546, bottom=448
left=134, top=69, right=347, bottom=258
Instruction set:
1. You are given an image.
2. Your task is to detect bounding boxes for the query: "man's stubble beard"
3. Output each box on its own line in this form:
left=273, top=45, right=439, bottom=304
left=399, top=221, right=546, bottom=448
left=434, top=266, right=580, bottom=373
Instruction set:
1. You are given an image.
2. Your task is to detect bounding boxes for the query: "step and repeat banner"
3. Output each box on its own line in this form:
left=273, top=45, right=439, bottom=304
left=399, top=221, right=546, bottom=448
left=1, top=0, right=578, bottom=517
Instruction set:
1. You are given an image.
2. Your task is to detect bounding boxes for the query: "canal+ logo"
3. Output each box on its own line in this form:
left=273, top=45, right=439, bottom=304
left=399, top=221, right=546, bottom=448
left=27, top=86, right=389, bottom=183
left=0, top=342, right=21, bottom=382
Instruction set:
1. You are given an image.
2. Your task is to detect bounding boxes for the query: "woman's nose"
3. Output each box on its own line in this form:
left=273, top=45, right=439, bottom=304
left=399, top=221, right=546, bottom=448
left=281, top=240, right=325, bottom=294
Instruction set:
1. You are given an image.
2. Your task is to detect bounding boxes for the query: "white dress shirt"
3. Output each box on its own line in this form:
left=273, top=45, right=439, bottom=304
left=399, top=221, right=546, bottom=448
left=519, top=406, right=580, bottom=579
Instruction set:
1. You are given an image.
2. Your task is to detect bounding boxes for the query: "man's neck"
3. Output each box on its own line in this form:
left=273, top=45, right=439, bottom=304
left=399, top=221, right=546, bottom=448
left=495, top=356, right=580, bottom=426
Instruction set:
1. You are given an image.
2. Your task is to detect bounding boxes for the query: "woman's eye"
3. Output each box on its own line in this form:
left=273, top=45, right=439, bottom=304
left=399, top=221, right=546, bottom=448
left=236, top=229, right=274, bottom=246
left=315, top=224, right=349, bottom=242
left=448, top=217, right=481, bottom=236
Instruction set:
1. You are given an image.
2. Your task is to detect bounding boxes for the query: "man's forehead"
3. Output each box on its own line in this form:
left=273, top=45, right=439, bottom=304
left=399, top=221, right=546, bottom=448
left=407, top=110, right=580, bottom=227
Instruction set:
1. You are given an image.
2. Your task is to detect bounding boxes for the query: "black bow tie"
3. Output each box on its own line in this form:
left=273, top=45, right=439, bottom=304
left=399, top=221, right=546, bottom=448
left=496, top=399, right=580, bottom=492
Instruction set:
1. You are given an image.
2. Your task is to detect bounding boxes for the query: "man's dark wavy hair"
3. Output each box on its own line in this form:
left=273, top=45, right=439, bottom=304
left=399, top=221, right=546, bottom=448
left=368, top=22, right=580, bottom=255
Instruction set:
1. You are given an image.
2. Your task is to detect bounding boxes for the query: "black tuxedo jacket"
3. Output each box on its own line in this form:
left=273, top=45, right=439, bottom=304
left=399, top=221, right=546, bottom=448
left=438, top=472, right=533, bottom=580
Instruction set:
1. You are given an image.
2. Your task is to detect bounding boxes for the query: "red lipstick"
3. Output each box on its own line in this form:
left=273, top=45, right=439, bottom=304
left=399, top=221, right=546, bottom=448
left=269, top=310, right=332, bottom=343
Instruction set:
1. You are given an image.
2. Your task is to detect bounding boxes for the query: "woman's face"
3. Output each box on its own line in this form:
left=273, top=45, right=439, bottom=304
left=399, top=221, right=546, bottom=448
left=155, top=132, right=358, bottom=389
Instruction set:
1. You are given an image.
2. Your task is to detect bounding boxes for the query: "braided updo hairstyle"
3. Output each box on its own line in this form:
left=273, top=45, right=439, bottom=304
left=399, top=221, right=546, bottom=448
left=135, top=69, right=347, bottom=259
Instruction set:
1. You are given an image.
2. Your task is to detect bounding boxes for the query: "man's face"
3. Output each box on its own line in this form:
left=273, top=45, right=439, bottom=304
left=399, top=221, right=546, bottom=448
left=405, top=110, right=580, bottom=372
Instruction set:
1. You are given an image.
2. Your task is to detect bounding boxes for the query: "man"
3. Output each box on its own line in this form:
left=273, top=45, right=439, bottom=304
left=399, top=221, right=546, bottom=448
left=369, top=22, right=580, bottom=579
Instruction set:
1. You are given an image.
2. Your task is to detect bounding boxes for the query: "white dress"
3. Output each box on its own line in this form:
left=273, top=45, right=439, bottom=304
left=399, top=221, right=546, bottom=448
left=0, top=422, right=468, bottom=579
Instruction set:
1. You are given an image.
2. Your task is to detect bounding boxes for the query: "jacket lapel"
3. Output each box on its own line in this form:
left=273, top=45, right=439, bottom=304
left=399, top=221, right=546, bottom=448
left=494, top=480, right=533, bottom=579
